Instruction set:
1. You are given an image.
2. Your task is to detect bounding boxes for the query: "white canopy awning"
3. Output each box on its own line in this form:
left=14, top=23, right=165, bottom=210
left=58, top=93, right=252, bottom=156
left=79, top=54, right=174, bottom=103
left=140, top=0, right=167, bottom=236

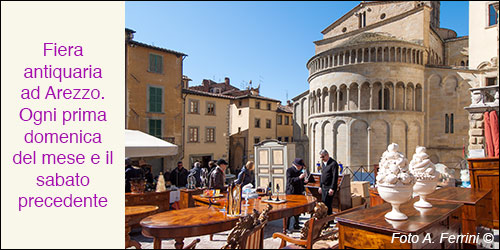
left=125, top=129, right=178, bottom=158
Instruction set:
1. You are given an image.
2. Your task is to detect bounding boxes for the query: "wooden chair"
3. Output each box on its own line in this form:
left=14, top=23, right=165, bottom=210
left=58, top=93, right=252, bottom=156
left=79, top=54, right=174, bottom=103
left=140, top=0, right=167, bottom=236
left=273, top=202, right=368, bottom=249
left=222, top=204, right=273, bottom=249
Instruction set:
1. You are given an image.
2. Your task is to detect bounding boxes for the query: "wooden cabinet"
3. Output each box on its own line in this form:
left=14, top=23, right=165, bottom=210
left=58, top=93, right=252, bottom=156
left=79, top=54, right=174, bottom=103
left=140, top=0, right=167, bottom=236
left=179, top=189, right=204, bottom=209
left=427, top=187, right=493, bottom=249
left=337, top=197, right=462, bottom=249
left=467, top=157, right=499, bottom=229
left=125, top=191, right=170, bottom=213
left=305, top=173, right=352, bottom=212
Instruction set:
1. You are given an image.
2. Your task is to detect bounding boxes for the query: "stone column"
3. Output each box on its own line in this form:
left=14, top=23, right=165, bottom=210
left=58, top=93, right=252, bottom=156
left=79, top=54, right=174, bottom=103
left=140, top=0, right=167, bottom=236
left=413, top=88, right=416, bottom=111
left=381, top=47, right=384, bottom=62
left=369, top=84, right=373, bottom=110
left=346, top=87, right=350, bottom=111
left=368, top=48, right=371, bottom=62
left=358, top=85, right=362, bottom=110
left=393, top=84, right=396, bottom=110
left=468, top=113, right=485, bottom=151
left=403, top=84, right=406, bottom=111
left=361, top=49, right=364, bottom=63
left=337, top=89, right=341, bottom=111
left=381, top=84, right=385, bottom=110
left=367, top=126, right=371, bottom=167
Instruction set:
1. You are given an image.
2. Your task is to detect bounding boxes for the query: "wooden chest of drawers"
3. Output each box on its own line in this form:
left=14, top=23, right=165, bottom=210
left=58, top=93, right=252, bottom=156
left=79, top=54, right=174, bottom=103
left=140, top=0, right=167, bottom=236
left=337, top=197, right=463, bottom=249
left=125, top=191, right=170, bottom=213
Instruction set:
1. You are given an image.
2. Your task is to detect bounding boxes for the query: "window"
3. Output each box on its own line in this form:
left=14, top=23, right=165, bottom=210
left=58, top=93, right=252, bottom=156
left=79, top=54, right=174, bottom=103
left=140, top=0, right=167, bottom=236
left=239, top=101, right=242, bottom=106
left=238, top=127, right=241, bottom=133
left=359, top=11, right=367, bottom=28
left=206, top=102, right=215, bottom=115
left=277, top=115, right=282, bottom=125
left=255, top=101, right=261, bottom=109
left=206, top=127, right=215, bottom=142
left=267, top=103, right=271, bottom=110
left=278, top=137, right=282, bottom=141
left=254, top=137, right=260, bottom=144
left=303, top=124, right=307, bottom=135
left=149, top=119, right=162, bottom=138
left=238, top=110, right=242, bottom=116
left=489, top=4, right=498, bottom=26
left=149, top=86, right=163, bottom=113
left=284, top=137, right=289, bottom=142
left=445, top=113, right=454, bottom=134
left=189, top=100, right=199, bottom=114
left=285, top=116, right=289, bottom=125
left=486, top=77, right=497, bottom=86
left=189, top=127, right=199, bottom=142
left=266, top=119, right=271, bottom=129
left=149, top=54, right=163, bottom=73
left=255, top=118, right=260, bottom=128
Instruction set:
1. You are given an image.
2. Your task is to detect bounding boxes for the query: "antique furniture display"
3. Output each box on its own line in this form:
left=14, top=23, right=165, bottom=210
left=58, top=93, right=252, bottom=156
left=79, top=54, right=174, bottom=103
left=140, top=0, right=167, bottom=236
left=125, top=191, right=170, bottom=214
left=427, top=187, right=493, bottom=249
left=376, top=143, right=416, bottom=220
left=222, top=204, right=272, bottom=249
left=369, top=187, right=385, bottom=207
left=126, top=205, right=159, bottom=249
left=336, top=197, right=463, bottom=249
left=254, top=140, right=295, bottom=193
left=305, top=173, right=352, bottom=212
left=467, top=157, right=499, bottom=229
left=272, top=202, right=368, bottom=249
left=140, top=194, right=316, bottom=249
left=179, top=188, right=204, bottom=209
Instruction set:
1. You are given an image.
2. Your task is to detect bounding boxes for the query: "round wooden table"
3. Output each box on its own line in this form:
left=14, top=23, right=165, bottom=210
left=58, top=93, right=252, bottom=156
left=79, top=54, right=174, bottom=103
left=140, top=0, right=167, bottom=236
left=126, top=205, right=159, bottom=249
left=140, top=194, right=316, bottom=249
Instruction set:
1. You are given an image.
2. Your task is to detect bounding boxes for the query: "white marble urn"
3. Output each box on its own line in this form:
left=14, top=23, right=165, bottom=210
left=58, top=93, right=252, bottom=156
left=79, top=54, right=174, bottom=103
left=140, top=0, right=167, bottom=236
left=409, top=146, right=438, bottom=208
left=376, top=143, right=416, bottom=220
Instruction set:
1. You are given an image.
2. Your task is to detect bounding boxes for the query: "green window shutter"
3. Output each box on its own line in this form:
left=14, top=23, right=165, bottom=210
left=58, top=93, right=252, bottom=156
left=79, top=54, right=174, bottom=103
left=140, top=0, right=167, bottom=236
left=149, top=87, right=162, bottom=113
left=157, top=55, right=163, bottom=73
left=149, top=54, right=154, bottom=72
left=149, top=87, right=154, bottom=112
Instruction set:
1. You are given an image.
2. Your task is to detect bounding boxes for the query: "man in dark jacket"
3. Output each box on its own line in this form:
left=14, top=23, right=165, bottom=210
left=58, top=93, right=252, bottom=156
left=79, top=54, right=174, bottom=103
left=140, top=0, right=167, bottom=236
left=170, top=161, right=189, bottom=188
left=209, top=159, right=227, bottom=190
left=286, top=158, right=308, bottom=230
left=234, top=161, right=254, bottom=187
left=318, top=150, right=339, bottom=215
left=189, top=161, right=202, bottom=187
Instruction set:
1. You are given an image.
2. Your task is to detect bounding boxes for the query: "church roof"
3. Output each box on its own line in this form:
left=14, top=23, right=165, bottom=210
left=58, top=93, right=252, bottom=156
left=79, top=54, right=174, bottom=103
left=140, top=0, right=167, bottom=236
left=338, top=32, right=414, bottom=47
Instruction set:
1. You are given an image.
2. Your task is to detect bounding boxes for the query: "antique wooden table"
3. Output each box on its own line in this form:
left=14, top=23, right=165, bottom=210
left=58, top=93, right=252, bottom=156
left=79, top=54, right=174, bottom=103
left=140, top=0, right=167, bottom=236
left=126, top=205, right=159, bottom=249
left=140, top=194, right=316, bottom=249
left=125, top=191, right=170, bottom=213
left=336, top=197, right=463, bottom=249
left=305, top=173, right=352, bottom=212
left=426, top=187, right=493, bottom=249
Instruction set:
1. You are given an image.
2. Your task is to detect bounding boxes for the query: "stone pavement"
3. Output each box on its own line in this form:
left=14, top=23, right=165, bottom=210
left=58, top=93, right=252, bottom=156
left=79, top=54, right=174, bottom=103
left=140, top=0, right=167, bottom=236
left=129, top=213, right=338, bottom=249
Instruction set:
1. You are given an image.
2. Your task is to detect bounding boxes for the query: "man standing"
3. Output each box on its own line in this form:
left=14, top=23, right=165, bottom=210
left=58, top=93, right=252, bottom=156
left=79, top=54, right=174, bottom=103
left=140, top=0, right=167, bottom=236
left=190, top=161, right=202, bottom=187
left=318, top=149, right=339, bottom=215
left=170, top=161, right=189, bottom=188
left=286, top=158, right=308, bottom=230
left=209, top=159, right=228, bottom=190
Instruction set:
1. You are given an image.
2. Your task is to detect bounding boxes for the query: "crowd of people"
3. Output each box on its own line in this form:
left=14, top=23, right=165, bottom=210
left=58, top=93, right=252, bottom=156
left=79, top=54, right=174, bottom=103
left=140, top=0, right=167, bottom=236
left=125, top=149, right=340, bottom=232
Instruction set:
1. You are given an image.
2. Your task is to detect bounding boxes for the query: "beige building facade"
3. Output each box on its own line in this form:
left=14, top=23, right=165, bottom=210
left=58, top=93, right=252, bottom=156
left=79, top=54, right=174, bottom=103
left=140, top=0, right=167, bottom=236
left=465, top=1, right=499, bottom=153
left=293, top=1, right=481, bottom=173
left=125, top=28, right=186, bottom=174
left=182, top=88, right=231, bottom=169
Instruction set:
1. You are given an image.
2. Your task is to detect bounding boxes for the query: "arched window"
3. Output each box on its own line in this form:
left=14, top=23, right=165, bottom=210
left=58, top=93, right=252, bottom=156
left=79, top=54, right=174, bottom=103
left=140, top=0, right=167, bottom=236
left=445, top=114, right=449, bottom=133
left=450, top=113, right=454, bottom=133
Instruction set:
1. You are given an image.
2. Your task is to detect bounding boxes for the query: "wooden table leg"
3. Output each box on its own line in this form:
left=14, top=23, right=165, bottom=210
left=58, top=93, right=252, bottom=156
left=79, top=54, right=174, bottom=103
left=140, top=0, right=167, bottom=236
left=209, top=234, right=214, bottom=241
left=174, top=238, right=185, bottom=249
left=153, top=237, right=162, bottom=249
left=283, top=217, right=288, bottom=233
left=125, top=222, right=141, bottom=249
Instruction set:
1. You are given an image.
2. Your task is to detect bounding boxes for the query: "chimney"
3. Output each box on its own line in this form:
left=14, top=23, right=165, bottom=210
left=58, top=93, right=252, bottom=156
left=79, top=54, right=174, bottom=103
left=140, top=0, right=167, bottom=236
left=224, top=77, right=230, bottom=85
left=202, top=79, right=209, bottom=87
left=287, top=100, right=291, bottom=106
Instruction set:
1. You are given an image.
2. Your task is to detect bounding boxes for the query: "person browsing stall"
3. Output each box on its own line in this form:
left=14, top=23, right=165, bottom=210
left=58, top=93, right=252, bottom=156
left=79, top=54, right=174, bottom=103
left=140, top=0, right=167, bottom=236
left=318, top=149, right=339, bottom=215
left=234, top=161, right=254, bottom=187
left=209, top=159, right=228, bottom=190
left=170, top=161, right=189, bottom=188
left=286, top=158, right=309, bottom=230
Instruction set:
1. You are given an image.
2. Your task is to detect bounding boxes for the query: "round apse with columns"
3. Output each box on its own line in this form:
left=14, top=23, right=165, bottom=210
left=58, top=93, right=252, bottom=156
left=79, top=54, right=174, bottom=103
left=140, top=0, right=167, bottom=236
left=304, top=33, right=426, bottom=171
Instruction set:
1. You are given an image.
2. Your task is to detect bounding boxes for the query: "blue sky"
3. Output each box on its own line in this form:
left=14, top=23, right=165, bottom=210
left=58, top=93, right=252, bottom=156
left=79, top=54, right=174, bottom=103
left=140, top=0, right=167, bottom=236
left=126, top=1, right=469, bottom=104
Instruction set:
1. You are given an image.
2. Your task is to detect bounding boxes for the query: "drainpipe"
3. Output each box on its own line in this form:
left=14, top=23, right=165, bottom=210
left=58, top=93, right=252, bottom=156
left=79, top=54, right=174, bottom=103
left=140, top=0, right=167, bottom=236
left=180, top=55, right=188, bottom=162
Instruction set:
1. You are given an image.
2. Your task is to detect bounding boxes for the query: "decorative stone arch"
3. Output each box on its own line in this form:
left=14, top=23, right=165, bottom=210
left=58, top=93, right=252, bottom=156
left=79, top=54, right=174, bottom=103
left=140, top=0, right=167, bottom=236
left=321, top=120, right=334, bottom=159
left=329, top=85, right=337, bottom=112
left=311, top=121, right=320, bottom=167
left=382, top=81, right=394, bottom=110
left=349, top=82, right=360, bottom=110
left=338, top=84, right=348, bottom=111
left=316, top=89, right=322, bottom=113
left=395, top=81, right=405, bottom=110
left=406, top=82, right=415, bottom=111
left=333, top=119, right=348, bottom=163
left=415, top=83, right=423, bottom=111
left=321, top=87, right=329, bottom=113
left=350, top=119, right=370, bottom=167
left=360, top=81, right=371, bottom=110
left=372, top=81, right=383, bottom=109
left=477, top=61, right=492, bottom=70
left=427, top=73, right=442, bottom=87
